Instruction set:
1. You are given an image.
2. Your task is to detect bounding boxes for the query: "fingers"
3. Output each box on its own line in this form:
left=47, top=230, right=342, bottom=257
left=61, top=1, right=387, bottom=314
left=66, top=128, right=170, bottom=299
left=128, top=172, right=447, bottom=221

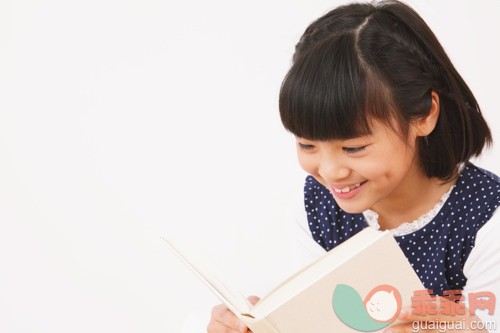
left=382, top=325, right=410, bottom=333
left=207, top=304, right=248, bottom=333
left=396, top=306, right=446, bottom=323
left=207, top=296, right=260, bottom=333
left=207, top=321, right=249, bottom=333
left=207, top=320, right=247, bottom=333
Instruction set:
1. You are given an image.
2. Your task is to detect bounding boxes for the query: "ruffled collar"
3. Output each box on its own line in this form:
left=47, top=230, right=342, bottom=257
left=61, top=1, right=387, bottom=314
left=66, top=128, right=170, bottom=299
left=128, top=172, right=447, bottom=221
left=363, top=185, right=454, bottom=236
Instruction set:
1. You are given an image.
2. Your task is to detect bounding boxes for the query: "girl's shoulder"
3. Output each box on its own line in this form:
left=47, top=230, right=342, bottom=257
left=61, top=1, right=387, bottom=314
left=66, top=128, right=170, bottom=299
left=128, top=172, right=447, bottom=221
left=439, top=162, right=500, bottom=230
left=462, top=162, right=500, bottom=182
left=454, top=162, right=500, bottom=196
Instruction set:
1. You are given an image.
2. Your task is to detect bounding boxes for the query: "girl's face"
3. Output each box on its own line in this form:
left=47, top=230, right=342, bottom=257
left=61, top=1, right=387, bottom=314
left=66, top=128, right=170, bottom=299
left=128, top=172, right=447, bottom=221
left=296, top=120, right=423, bottom=214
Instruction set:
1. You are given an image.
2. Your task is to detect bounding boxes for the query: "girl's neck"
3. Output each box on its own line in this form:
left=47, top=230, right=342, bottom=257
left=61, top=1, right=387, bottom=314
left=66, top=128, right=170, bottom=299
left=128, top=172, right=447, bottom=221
left=372, top=168, right=458, bottom=231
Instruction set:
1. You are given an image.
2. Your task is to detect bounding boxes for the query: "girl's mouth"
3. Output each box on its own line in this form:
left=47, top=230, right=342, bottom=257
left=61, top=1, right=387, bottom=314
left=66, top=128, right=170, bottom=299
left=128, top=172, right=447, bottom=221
left=332, top=182, right=363, bottom=194
left=330, top=181, right=367, bottom=199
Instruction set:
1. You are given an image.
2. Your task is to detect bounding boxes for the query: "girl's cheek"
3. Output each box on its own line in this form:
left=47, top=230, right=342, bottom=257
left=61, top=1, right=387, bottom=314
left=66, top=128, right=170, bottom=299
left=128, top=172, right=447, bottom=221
left=297, top=154, right=317, bottom=175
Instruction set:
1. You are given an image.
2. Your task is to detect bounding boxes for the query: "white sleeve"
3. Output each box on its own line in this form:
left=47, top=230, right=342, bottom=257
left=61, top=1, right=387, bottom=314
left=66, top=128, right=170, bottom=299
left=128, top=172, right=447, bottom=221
left=462, top=210, right=500, bottom=331
left=284, top=192, right=326, bottom=273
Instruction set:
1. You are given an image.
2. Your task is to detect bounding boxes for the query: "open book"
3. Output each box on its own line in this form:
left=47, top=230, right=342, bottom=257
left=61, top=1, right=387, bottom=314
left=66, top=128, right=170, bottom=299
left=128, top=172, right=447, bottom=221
left=163, top=228, right=425, bottom=333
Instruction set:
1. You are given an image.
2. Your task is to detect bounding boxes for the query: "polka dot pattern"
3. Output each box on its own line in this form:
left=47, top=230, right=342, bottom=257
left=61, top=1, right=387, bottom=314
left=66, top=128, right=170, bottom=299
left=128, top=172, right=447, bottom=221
left=304, top=163, right=500, bottom=295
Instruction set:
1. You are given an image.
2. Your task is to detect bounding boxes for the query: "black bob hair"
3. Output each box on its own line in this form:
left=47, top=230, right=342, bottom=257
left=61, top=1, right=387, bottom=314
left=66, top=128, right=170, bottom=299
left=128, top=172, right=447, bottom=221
left=279, top=0, right=491, bottom=181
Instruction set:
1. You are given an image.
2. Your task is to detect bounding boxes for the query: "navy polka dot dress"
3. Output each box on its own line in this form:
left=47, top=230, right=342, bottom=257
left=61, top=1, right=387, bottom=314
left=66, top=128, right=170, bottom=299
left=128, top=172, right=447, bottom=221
left=304, top=163, right=500, bottom=295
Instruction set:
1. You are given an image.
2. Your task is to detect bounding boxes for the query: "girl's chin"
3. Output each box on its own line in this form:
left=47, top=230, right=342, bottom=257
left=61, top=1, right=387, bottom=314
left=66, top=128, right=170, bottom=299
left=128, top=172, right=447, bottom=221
left=333, top=199, right=370, bottom=214
left=335, top=205, right=367, bottom=214
left=334, top=194, right=372, bottom=214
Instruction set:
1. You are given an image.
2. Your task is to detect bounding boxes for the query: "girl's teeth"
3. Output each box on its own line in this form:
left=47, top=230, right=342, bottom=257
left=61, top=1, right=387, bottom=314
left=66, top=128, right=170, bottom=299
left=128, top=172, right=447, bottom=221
left=334, top=183, right=361, bottom=193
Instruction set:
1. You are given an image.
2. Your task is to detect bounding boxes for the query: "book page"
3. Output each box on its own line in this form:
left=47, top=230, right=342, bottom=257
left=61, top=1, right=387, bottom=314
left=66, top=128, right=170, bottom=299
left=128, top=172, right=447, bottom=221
left=162, top=238, right=253, bottom=317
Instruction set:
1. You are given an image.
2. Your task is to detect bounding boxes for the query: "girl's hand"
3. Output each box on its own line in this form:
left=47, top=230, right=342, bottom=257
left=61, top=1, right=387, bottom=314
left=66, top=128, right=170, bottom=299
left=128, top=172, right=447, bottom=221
left=383, top=303, right=488, bottom=333
left=207, top=296, right=260, bottom=333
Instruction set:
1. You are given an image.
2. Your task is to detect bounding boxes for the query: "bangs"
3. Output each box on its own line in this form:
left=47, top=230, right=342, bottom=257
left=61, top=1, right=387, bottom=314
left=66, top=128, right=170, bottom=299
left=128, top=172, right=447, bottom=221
left=279, top=32, right=393, bottom=141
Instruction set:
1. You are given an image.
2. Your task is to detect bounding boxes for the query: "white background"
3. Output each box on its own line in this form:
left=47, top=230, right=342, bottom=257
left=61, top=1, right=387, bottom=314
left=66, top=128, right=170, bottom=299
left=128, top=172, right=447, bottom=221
left=1, top=1, right=499, bottom=332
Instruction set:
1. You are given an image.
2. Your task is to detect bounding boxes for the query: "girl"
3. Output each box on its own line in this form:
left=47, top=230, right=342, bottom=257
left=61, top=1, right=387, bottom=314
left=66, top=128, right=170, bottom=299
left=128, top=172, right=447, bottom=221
left=208, top=1, right=500, bottom=332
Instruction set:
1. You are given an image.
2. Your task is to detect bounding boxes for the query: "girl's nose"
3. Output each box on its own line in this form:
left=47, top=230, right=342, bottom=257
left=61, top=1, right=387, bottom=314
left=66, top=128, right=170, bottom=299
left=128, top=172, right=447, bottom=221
left=318, top=157, right=350, bottom=182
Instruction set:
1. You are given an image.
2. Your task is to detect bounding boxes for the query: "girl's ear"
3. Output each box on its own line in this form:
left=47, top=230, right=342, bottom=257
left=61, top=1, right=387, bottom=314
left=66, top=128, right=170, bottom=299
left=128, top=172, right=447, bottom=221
left=414, top=91, right=440, bottom=136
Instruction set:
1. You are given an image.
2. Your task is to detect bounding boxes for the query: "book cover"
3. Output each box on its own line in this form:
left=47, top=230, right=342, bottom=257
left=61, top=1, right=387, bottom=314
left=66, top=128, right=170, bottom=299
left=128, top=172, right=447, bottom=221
left=163, top=228, right=425, bottom=333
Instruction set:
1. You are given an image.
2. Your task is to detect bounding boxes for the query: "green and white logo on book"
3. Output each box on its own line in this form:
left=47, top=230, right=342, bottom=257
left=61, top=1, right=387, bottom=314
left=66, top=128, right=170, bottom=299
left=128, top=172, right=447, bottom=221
left=332, top=284, right=402, bottom=331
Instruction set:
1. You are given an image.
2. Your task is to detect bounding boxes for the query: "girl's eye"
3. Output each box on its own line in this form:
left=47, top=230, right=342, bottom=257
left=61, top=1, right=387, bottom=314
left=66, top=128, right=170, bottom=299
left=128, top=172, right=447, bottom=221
left=342, top=146, right=366, bottom=154
left=298, top=143, right=315, bottom=151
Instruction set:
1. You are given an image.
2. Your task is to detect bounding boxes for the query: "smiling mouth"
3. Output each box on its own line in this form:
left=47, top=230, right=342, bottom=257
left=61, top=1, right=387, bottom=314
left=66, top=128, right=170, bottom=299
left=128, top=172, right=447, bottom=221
left=332, top=182, right=365, bottom=193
